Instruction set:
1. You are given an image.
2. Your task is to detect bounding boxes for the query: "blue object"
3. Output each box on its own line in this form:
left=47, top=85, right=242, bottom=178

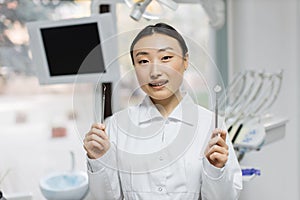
left=45, top=174, right=86, bottom=190
left=242, top=168, right=261, bottom=176
left=40, top=171, right=88, bottom=200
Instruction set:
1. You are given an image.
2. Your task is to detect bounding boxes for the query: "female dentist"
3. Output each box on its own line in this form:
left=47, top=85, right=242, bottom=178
left=83, top=23, right=243, bottom=200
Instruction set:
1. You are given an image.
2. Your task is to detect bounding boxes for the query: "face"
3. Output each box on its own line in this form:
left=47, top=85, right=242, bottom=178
left=132, top=33, right=188, bottom=102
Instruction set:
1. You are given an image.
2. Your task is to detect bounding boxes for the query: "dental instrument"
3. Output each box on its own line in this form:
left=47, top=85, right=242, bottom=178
left=214, top=84, right=222, bottom=129
left=226, top=71, right=258, bottom=121
left=219, top=71, right=246, bottom=110
left=226, top=71, right=284, bottom=161
left=229, top=70, right=283, bottom=130
left=229, top=73, right=275, bottom=142
left=227, top=71, right=265, bottom=129
left=101, top=84, right=106, bottom=124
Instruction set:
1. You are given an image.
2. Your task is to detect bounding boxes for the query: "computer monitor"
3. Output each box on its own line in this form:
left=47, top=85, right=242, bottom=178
left=27, top=13, right=119, bottom=84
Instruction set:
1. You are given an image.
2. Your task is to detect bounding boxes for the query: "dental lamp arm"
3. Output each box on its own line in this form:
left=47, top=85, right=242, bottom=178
left=199, top=0, right=225, bottom=29
left=130, top=0, right=152, bottom=21
left=157, top=0, right=178, bottom=10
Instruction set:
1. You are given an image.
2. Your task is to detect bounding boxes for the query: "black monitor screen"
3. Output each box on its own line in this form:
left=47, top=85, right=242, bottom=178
left=41, top=23, right=105, bottom=76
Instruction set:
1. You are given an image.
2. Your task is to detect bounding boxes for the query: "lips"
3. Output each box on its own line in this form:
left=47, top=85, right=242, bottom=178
left=149, top=80, right=169, bottom=88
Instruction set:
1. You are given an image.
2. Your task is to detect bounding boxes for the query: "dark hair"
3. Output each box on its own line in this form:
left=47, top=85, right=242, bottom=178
left=130, top=23, right=188, bottom=64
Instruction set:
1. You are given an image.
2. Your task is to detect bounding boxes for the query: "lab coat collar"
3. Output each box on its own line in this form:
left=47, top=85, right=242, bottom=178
left=138, top=93, right=196, bottom=126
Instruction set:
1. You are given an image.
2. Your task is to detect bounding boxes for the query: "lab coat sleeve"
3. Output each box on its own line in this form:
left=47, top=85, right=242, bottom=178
left=86, top=116, right=123, bottom=200
left=200, top=133, right=243, bottom=200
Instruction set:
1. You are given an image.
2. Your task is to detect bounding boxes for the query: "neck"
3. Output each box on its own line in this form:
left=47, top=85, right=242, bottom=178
left=150, top=91, right=183, bottom=118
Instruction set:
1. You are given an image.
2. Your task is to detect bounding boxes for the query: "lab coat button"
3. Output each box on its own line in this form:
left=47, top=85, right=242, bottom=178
left=158, top=187, right=163, bottom=192
left=159, top=155, right=164, bottom=161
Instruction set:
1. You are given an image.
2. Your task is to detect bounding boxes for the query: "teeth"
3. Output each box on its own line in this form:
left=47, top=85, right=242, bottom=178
left=150, top=80, right=167, bottom=87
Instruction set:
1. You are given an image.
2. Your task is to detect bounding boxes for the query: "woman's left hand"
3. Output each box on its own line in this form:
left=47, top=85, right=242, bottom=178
left=205, top=129, right=229, bottom=168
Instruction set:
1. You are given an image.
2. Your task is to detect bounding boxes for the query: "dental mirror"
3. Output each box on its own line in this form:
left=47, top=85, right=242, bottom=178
left=214, top=84, right=222, bottom=128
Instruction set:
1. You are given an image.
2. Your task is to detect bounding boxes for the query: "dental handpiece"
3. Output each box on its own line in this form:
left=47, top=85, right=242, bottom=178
left=214, top=85, right=222, bottom=129
left=101, top=85, right=106, bottom=124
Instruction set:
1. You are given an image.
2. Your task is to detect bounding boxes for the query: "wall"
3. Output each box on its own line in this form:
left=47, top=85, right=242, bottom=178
left=228, top=0, right=300, bottom=199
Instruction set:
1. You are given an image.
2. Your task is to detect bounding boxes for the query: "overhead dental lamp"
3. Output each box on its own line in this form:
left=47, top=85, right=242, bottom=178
left=91, top=0, right=225, bottom=29
left=125, top=0, right=224, bottom=29
left=125, top=0, right=178, bottom=21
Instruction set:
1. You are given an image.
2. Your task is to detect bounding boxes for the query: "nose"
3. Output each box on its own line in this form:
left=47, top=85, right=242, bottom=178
left=150, top=62, right=162, bottom=79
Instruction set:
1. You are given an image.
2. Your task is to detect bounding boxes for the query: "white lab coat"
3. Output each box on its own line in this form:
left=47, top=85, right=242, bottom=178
left=87, top=94, right=243, bottom=200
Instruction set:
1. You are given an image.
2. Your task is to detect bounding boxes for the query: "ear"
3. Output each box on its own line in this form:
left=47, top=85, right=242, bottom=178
left=183, top=53, right=189, bottom=71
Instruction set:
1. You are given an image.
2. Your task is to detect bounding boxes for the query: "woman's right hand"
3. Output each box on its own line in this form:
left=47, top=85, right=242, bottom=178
left=83, top=123, right=110, bottom=159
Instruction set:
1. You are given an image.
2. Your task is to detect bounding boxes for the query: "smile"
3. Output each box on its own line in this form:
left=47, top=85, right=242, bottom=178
left=149, top=80, right=169, bottom=87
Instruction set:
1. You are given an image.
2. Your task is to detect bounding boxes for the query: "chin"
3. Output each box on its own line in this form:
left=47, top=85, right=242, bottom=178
left=149, top=92, right=177, bottom=102
left=142, top=86, right=178, bottom=101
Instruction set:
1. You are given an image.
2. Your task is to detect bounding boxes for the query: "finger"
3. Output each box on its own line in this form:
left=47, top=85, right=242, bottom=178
left=206, top=146, right=228, bottom=161
left=86, top=128, right=108, bottom=140
left=212, top=129, right=227, bottom=141
left=91, top=128, right=109, bottom=140
left=83, top=141, right=102, bottom=158
left=83, top=136, right=102, bottom=151
left=83, top=144, right=94, bottom=159
left=83, top=144, right=88, bottom=152
left=84, top=141, right=104, bottom=159
left=85, top=140, right=105, bottom=152
left=215, top=137, right=228, bottom=150
left=207, top=135, right=227, bottom=149
left=208, top=135, right=219, bottom=146
left=91, top=123, right=106, bottom=130
left=85, top=132, right=110, bottom=151
left=209, top=152, right=228, bottom=165
left=85, top=133, right=106, bottom=146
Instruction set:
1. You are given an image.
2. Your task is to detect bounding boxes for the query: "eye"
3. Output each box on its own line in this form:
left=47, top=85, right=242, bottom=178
left=138, top=59, right=149, bottom=64
left=161, top=56, right=173, bottom=61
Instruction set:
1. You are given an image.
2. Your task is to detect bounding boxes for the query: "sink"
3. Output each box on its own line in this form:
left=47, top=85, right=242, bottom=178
left=39, top=171, right=88, bottom=200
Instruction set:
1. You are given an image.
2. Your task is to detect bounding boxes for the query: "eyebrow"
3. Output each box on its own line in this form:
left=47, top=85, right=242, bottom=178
left=135, top=47, right=174, bottom=57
